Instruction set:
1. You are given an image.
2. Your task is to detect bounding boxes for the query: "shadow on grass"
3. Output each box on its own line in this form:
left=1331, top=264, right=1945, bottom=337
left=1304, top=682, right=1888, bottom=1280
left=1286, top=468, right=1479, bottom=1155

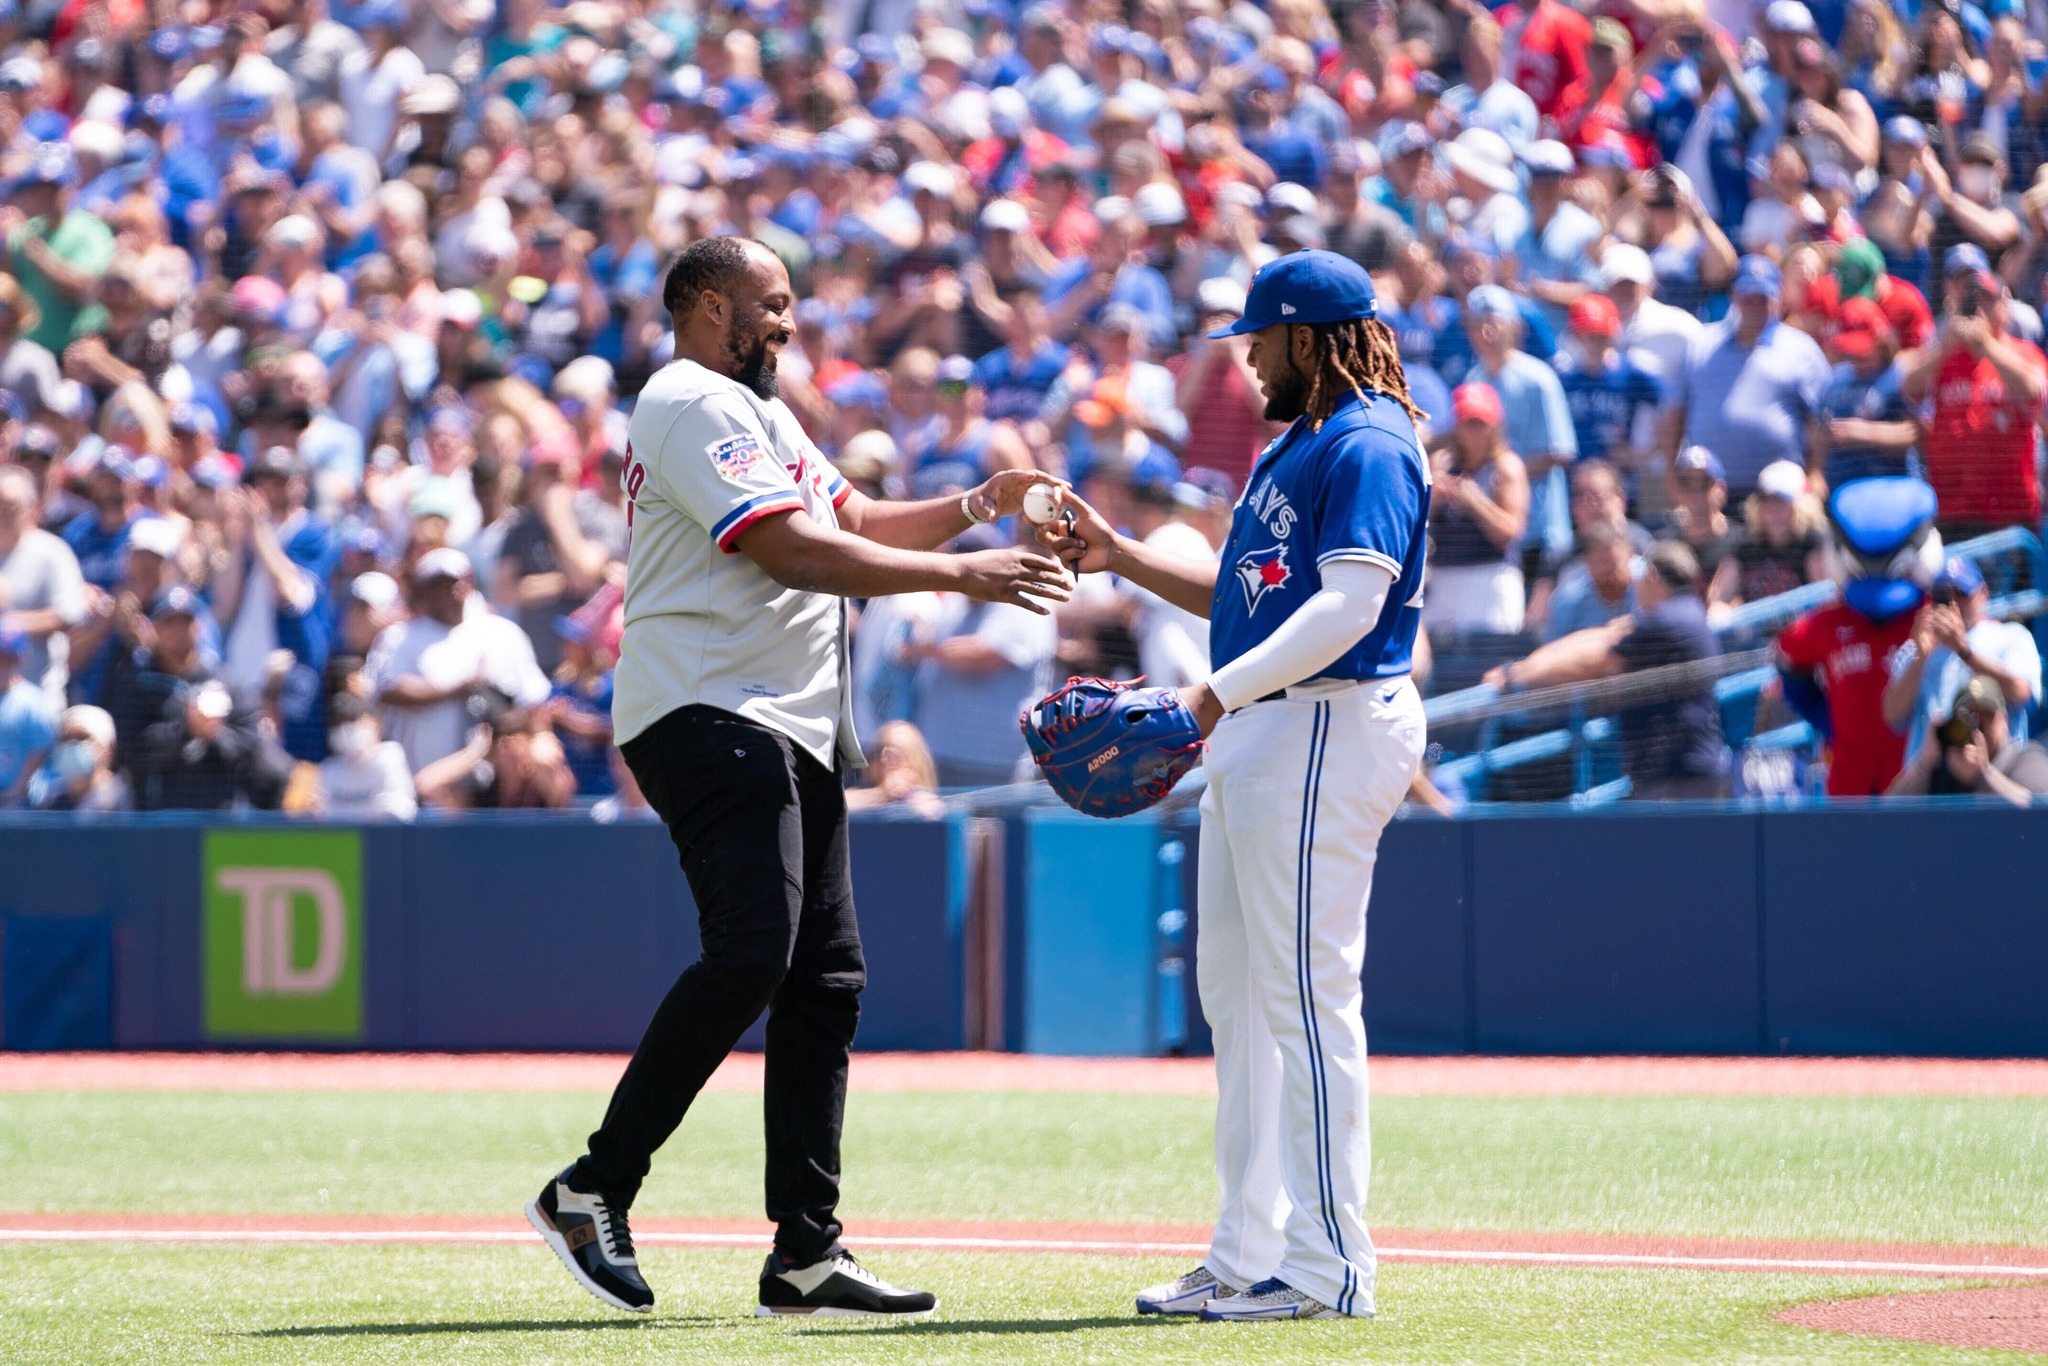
left=245, top=1314, right=1183, bottom=1340
left=795, top=1316, right=1181, bottom=1336
left=242, top=1316, right=722, bottom=1338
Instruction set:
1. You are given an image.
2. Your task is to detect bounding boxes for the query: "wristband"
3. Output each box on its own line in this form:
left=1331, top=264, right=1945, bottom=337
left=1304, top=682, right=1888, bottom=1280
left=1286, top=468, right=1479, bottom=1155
left=960, top=490, right=991, bottom=525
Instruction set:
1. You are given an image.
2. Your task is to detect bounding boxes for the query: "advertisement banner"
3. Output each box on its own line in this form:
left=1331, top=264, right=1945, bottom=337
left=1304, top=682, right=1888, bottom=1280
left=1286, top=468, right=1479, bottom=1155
left=202, top=830, right=364, bottom=1040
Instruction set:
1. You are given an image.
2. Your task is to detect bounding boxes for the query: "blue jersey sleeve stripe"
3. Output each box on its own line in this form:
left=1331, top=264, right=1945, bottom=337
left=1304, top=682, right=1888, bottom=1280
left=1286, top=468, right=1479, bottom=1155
left=712, top=491, right=805, bottom=549
left=1316, top=548, right=1405, bottom=578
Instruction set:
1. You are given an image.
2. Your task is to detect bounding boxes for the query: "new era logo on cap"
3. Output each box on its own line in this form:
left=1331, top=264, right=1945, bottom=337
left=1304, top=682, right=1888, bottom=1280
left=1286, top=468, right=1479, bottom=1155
left=1206, top=250, right=1377, bottom=339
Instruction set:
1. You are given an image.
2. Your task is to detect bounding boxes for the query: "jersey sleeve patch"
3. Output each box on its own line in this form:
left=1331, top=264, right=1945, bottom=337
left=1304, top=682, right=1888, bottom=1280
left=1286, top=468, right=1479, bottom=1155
left=709, top=433, right=766, bottom=477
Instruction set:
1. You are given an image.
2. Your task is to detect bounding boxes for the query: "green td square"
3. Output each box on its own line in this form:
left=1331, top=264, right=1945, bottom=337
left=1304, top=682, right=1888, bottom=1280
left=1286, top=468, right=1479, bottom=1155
left=202, top=830, right=364, bottom=1040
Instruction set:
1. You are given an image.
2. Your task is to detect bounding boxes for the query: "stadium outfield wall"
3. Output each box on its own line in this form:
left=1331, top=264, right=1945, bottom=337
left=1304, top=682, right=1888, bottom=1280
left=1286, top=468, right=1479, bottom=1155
left=0, top=807, right=2043, bottom=1056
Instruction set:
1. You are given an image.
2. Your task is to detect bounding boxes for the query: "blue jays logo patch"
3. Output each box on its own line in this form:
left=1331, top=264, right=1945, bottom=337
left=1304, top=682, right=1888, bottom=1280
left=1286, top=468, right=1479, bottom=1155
left=1236, top=544, right=1292, bottom=611
left=708, top=433, right=764, bottom=476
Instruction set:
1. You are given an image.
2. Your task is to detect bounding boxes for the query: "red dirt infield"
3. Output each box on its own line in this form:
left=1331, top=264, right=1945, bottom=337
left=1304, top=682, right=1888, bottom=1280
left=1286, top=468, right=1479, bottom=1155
left=1780, top=1286, right=2048, bottom=1355
left=4, top=1212, right=2044, bottom=1282
left=7, top=1051, right=2048, bottom=1095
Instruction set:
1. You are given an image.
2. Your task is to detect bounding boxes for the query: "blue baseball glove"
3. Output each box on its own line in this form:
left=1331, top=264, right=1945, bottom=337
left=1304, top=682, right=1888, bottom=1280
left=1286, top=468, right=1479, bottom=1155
left=1020, top=677, right=1204, bottom=819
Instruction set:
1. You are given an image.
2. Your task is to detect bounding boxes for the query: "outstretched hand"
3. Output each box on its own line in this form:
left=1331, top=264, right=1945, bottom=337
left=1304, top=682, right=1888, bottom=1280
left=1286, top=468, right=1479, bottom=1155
left=954, top=546, right=1074, bottom=615
left=971, top=468, right=1070, bottom=522
left=1036, top=485, right=1118, bottom=575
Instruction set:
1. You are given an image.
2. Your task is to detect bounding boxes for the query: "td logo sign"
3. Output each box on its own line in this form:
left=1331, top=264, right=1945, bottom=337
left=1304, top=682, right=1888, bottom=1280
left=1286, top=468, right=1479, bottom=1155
left=203, top=830, right=364, bottom=1040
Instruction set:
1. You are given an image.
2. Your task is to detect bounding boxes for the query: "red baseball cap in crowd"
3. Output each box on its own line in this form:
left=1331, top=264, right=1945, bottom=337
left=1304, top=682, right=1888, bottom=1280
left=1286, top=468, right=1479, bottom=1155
left=524, top=426, right=581, bottom=470
left=1566, top=293, right=1621, bottom=338
left=1452, top=382, right=1504, bottom=426
left=1830, top=296, right=1895, bottom=359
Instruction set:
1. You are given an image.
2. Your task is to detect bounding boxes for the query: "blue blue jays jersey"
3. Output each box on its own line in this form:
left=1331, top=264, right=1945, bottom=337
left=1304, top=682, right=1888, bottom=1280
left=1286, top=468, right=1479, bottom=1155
left=1210, top=391, right=1431, bottom=681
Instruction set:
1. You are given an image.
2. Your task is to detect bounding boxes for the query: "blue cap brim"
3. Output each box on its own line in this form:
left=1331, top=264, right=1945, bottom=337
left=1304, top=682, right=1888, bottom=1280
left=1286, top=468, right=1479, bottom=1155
left=1204, top=316, right=1261, bottom=339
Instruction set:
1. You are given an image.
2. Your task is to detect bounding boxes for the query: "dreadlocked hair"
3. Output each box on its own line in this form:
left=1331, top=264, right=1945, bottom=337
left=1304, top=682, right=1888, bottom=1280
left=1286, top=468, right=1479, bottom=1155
left=1301, top=318, right=1429, bottom=432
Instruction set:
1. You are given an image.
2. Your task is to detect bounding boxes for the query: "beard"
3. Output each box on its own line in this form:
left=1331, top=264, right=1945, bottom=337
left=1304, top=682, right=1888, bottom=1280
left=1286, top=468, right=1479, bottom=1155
left=725, top=318, right=780, bottom=400
left=1261, top=357, right=1309, bottom=421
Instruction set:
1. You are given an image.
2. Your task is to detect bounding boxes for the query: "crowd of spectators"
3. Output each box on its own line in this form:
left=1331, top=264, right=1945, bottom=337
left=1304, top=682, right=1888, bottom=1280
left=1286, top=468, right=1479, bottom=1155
left=0, top=0, right=2044, bottom=813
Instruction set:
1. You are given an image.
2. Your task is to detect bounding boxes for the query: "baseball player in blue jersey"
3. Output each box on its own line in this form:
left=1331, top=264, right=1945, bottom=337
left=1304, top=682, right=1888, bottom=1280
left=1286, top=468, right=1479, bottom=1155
left=1052, top=250, right=1431, bottom=1322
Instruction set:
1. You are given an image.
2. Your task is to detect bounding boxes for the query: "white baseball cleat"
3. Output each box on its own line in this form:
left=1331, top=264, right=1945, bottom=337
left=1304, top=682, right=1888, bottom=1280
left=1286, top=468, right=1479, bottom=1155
left=1198, top=1276, right=1352, bottom=1321
left=1134, top=1264, right=1240, bottom=1315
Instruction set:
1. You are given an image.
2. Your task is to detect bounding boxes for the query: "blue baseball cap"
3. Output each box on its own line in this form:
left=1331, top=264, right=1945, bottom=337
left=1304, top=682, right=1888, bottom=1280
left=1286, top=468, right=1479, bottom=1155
left=1944, top=242, right=1992, bottom=276
left=1732, top=254, right=1782, bottom=299
left=149, top=584, right=203, bottom=621
left=1206, top=250, right=1377, bottom=338
left=1463, top=283, right=1520, bottom=320
left=1934, top=556, right=1987, bottom=594
left=0, top=625, right=25, bottom=656
left=1881, top=115, right=1927, bottom=147
left=1673, top=445, right=1727, bottom=484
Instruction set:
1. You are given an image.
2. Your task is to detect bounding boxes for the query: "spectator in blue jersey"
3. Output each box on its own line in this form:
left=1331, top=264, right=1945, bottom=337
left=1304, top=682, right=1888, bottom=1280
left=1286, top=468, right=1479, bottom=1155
left=1433, top=235, right=1560, bottom=388
left=542, top=604, right=618, bottom=799
left=62, top=445, right=149, bottom=593
left=66, top=515, right=188, bottom=709
left=1460, top=285, right=1578, bottom=569
left=903, top=355, right=1033, bottom=501
left=1235, top=66, right=1326, bottom=190
left=1044, top=201, right=1173, bottom=351
left=0, top=626, right=56, bottom=806
left=213, top=447, right=337, bottom=763
left=1661, top=255, right=1830, bottom=497
left=1816, top=295, right=1921, bottom=486
left=1510, top=140, right=1606, bottom=332
left=1555, top=294, right=1663, bottom=488
left=972, top=283, right=1069, bottom=427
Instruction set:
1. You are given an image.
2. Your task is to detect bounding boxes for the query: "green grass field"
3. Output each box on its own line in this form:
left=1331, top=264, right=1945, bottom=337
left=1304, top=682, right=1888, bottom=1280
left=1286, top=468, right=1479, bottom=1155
left=4, top=1088, right=2045, bottom=1364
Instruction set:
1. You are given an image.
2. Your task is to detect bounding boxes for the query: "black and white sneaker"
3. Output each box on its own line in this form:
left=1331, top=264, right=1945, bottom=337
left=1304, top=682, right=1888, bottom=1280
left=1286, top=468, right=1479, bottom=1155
left=756, top=1250, right=938, bottom=1318
left=525, top=1165, right=653, bottom=1313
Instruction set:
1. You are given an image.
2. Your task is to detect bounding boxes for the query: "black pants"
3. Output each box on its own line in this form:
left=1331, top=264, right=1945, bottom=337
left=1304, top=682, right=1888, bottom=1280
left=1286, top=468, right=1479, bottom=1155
left=579, top=704, right=865, bottom=1266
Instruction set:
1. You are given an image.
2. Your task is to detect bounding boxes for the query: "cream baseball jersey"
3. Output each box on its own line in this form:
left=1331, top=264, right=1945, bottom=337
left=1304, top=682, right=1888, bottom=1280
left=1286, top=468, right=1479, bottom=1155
left=612, top=357, right=861, bottom=767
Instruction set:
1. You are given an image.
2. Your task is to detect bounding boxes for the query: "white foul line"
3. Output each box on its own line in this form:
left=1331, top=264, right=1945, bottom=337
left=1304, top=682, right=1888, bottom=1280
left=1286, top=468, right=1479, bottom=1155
left=3, top=1227, right=2046, bottom=1279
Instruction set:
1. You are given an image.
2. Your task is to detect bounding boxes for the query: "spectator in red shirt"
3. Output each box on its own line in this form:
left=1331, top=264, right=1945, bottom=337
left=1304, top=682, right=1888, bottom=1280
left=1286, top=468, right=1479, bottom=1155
left=1494, top=0, right=1591, bottom=122
left=1903, top=270, right=2048, bottom=538
left=1164, top=278, right=1275, bottom=487
left=1803, top=239, right=1934, bottom=351
left=1555, top=20, right=1657, bottom=169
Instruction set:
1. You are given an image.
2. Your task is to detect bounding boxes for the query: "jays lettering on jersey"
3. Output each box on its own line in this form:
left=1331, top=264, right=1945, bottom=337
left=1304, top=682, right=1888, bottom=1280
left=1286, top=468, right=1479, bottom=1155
left=1210, top=390, right=1431, bottom=681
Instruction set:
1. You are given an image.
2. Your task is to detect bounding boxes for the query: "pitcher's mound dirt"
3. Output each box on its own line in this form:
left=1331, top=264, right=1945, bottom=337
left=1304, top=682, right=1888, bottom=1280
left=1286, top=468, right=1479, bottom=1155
left=1779, top=1286, right=2048, bottom=1354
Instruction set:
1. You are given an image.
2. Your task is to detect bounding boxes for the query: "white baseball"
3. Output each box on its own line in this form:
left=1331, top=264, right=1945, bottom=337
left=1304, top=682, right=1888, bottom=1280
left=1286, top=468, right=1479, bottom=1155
left=1022, top=482, right=1062, bottom=526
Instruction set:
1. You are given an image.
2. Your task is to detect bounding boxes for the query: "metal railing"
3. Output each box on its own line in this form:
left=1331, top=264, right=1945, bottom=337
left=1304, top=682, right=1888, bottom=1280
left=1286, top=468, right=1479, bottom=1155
left=1426, top=527, right=2048, bottom=804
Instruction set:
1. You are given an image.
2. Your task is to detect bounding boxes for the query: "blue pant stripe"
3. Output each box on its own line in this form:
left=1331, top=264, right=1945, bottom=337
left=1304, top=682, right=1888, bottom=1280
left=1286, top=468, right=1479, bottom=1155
left=1294, top=700, right=1353, bottom=1314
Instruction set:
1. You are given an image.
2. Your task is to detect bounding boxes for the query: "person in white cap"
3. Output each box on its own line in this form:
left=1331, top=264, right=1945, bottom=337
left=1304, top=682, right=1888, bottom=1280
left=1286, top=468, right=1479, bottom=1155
left=1166, top=277, right=1274, bottom=485
left=1513, top=140, right=1603, bottom=330
left=262, top=214, right=344, bottom=344
left=25, top=702, right=127, bottom=811
left=1717, top=458, right=1828, bottom=611
left=873, top=162, right=971, bottom=358
left=1444, top=127, right=1529, bottom=252
left=1601, top=242, right=1701, bottom=522
left=365, top=546, right=551, bottom=773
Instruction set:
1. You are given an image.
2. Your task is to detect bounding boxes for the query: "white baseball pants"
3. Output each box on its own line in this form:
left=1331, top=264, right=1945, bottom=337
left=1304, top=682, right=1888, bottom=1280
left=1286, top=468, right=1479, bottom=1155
left=1196, top=675, right=1426, bottom=1317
